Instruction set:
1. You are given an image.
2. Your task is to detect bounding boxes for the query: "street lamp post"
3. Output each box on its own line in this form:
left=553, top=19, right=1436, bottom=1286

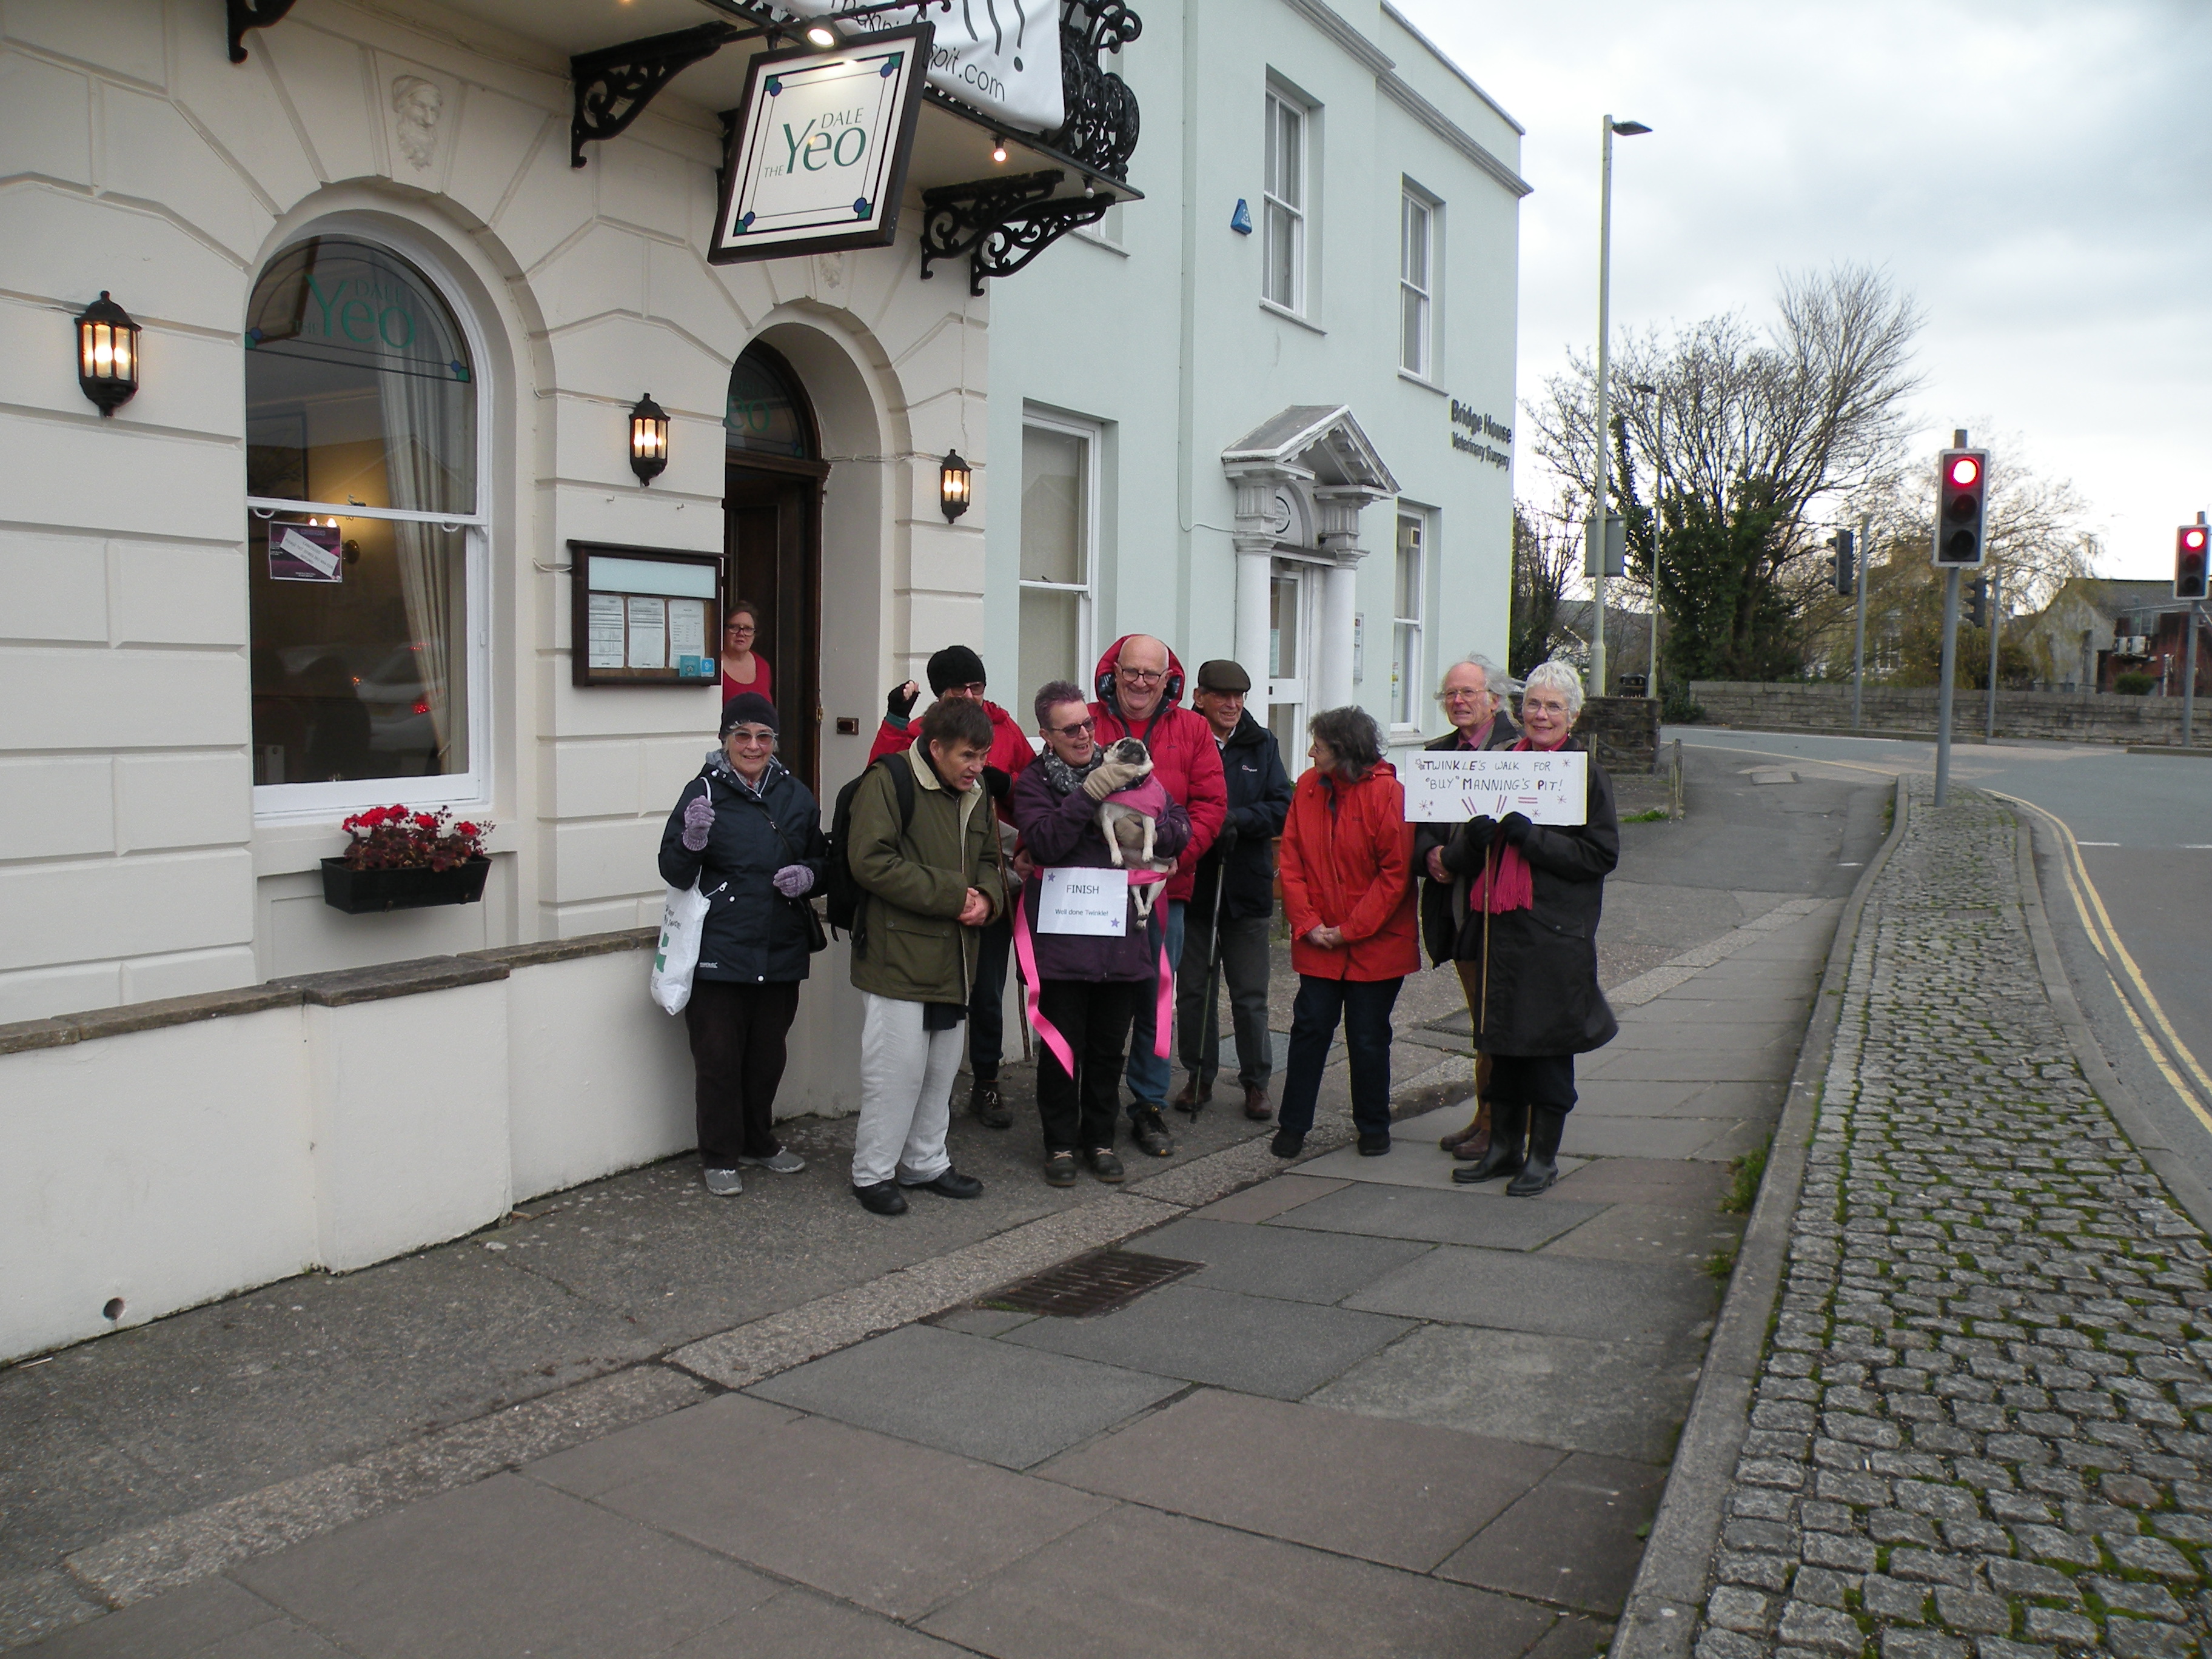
left=1852, top=511, right=1869, bottom=730
left=1590, top=113, right=1650, bottom=699
left=1628, top=380, right=1664, bottom=702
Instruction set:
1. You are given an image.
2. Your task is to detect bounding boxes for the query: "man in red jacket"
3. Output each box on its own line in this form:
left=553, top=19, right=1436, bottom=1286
left=870, top=645, right=1034, bottom=1128
left=1088, top=634, right=1228, bottom=1157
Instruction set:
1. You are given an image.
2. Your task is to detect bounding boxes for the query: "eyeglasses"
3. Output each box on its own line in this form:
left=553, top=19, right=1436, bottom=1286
left=1047, top=717, right=1096, bottom=739
left=1523, top=696, right=1571, bottom=716
left=1438, top=688, right=1489, bottom=704
left=1117, top=667, right=1165, bottom=685
left=726, top=726, right=776, bottom=744
left=726, top=622, right=756, bottom=635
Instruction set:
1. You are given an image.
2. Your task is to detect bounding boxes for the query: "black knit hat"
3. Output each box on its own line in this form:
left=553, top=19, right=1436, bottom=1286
left=927, top=645, right=987, bottom=695
left=719, top=692, right=779, bottom=737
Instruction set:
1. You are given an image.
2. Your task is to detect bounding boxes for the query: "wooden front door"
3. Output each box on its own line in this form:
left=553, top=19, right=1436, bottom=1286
left=725, top=460, right=825, bottom=794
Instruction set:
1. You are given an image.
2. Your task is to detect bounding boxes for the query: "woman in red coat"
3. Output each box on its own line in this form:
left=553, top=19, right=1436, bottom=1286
left=1272, top=705, right=1420, bottom=1159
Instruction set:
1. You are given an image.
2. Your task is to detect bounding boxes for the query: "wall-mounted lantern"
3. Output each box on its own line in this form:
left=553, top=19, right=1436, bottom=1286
left=628, top=394, right=669, bottom=484
left=939, top=450, right=972, bottom=521
left=75, top=292, right=141, bottom=415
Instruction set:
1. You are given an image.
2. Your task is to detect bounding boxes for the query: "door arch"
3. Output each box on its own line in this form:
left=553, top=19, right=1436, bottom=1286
left=725, top=340, right=828, bottom=791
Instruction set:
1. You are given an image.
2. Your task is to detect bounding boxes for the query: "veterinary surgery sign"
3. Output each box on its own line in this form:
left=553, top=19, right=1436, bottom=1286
left=709, top=26, right=931, bottom=264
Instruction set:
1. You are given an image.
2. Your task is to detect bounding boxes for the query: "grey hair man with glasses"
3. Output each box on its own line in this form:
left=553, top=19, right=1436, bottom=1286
left=1414, top=653, right=1520, bottom=1161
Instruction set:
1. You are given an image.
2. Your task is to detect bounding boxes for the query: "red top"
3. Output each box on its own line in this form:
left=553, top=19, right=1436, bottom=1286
left=721, top=655, right=771, bottom=703
left=1278, top=760, right=1420, bottom=982
left=1085, top=635, right=1228, bottom=905
left=867, top=697, right=1036, bottom=823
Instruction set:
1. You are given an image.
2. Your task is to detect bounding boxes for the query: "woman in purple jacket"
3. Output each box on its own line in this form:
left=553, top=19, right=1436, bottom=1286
left=1011, top=680, right=1192, bottom=1187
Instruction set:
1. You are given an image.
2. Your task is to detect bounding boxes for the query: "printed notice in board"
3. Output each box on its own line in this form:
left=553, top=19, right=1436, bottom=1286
left=625, top=596, right=667, bottom=669
left=586, top=594, right=627, bottom=669
left=270, top=523, right=343, bottom=583
left=1402, top=750, right=1589, bottom=825
left=667, top=598, right=708, bottom=677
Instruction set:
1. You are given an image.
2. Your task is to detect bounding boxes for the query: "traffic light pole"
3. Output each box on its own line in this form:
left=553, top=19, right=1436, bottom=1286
left=1852, top=511, right=1869, bottom=730
left=1936, top=568, right=1960, bottom=807
left=2187, top=600, right=2199, bottom=750
left=1985, top=566, right=2002, bottom=741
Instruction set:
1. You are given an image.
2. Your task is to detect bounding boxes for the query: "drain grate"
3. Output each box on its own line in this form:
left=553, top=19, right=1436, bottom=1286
left=987, top=1249, right=1202, bottom=1318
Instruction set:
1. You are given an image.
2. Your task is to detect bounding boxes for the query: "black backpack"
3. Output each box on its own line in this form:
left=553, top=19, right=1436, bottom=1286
left=823, top=753, right=915, bottom=948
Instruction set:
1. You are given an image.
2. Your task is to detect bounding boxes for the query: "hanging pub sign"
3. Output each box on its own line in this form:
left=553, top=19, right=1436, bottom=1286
left=708, top=25, right=932, bottom=265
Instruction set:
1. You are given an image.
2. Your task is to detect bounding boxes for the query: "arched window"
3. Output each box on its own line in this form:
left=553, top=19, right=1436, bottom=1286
left=725, top=343, right=818, bottom=460
left=244, top=234, right=486, bottom=811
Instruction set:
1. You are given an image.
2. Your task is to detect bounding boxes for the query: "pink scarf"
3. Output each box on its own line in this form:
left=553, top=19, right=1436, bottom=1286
left=1470, top=737, right=1563, bottom=915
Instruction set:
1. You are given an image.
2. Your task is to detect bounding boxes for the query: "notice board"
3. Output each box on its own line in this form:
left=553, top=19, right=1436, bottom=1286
left=568, top=542, right=724, bottom=688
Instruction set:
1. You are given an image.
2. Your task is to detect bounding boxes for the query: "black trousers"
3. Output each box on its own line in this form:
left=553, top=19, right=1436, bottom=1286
left=1034, top=978, right=1141, bottom=1153
left=683, top=978, right=801, bottom=1167
left=1486, top=1052, right=1578, bottom=1112
left=1278, top=974, right=1403, bottom=1138
left=968, top=912, right=1012, bottom=1081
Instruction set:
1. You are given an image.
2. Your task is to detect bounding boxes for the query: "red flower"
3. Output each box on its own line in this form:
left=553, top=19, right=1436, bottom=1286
left=412, top=813, right=438, bottom=830
left=454, top=822, right=480, bottom=838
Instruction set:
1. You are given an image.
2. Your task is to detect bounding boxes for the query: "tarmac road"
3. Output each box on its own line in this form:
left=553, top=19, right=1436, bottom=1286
left=1672, top=726, right=2212, bottom=1196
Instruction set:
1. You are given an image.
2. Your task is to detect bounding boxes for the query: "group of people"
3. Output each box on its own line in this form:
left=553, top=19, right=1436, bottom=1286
left=656, top=631, right=1618, bottom=1215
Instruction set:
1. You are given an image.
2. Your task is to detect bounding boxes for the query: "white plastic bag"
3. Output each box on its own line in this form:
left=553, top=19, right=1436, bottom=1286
left=649, top=880, right=709, bottom=1014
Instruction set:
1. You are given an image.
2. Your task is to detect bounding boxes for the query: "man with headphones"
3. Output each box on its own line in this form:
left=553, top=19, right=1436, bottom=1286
left=1085, top=634, right=1228, bottom=1158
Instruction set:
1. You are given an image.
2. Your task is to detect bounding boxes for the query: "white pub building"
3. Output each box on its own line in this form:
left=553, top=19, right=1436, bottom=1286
left=0, top=0, right=1526, bottom=1359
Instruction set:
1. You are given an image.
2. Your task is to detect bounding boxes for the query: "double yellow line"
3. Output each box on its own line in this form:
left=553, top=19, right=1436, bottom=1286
left=1996, top=792, right=2212, bottom=1135
left=1686, top=740, right=2212, bottom=1136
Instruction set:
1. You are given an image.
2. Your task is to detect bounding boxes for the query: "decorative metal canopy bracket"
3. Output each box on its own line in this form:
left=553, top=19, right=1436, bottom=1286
left=227, top=0, right=301, bottom=64
left=1045, top=0, right=1143, bottom=183
left=571, top=22, right=743, bottom=169
left=919, top=169, right=1113, bottom=296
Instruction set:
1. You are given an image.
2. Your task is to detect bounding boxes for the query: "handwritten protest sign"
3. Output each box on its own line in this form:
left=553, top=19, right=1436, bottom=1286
left=1401, top=750, right=1587, bottom=826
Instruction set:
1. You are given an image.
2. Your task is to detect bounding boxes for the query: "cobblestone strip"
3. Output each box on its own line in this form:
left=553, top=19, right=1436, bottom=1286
left=1697, top=782, right=2212, bottom=1659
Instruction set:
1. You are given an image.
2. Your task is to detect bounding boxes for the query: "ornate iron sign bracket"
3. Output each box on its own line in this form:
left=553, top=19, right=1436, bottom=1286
left=1046, top=0, right=1143, bottom=183
left=571, top=22, right=743, bottom=169
left=919, top=169, right=1114, bottom=296
left=227, top=0, right=300, bottom=64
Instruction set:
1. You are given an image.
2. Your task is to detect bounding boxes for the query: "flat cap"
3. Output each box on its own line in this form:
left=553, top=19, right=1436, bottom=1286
left=1195, top=659, right=1252, bottom=694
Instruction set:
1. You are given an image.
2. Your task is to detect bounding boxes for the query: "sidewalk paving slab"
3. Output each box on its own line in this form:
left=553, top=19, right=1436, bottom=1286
left=1125, top=1216, right=1435, bottom=1303
left=744, top=1325, right=1183, bottom=1469
left=916, top=1505, right=1556, bottom=1659
left=999, top=1283, right=1413, bottom=1399
left=1265, top=1182, right=1607, bottom=1251
left=1344, top=1245, right=1720, bottom=1344
left=1309, top=1325, right=1705, bottom=1463
left=1034, top=1387, right=1563, bottom=1572
left=1438, top=1450, right=1672, bottom=1615
left=675, top=1586, right=973, bottom=1657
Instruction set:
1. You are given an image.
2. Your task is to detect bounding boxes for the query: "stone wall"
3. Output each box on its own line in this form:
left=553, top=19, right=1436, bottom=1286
left=1575, top=695, right=1661, bottom=774
left=1686, top=682, right=2209, bottom=747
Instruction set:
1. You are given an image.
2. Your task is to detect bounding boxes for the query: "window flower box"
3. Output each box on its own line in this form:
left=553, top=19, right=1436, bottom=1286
left=321, top=805, right=493, bottom=914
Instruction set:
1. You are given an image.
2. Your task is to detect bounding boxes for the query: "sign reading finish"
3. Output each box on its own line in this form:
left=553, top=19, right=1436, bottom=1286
left=709, top=25, right=931, bottom=264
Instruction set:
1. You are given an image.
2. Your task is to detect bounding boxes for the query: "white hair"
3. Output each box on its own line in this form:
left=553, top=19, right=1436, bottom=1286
left=1521, top=659, right=1585, bottom=720
left=1436, top=653, right=1520, bottom=700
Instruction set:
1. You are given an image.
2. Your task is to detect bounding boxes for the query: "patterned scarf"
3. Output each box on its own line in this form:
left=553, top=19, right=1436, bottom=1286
left=1036, top=749, right=1104, bottom=797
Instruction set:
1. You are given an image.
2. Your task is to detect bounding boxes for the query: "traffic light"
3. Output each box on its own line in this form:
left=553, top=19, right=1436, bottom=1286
left=1967, top=575, right=1988, bottom=630
left=1934, top=448, right=1989, bottom=567
left=1831, top=529, right=1856, bottom=597
left=2180, top=523, right=2210, bottom=601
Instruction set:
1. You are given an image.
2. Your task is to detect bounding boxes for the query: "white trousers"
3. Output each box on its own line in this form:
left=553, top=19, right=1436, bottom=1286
left=851, top=992, right=965, bottom=1188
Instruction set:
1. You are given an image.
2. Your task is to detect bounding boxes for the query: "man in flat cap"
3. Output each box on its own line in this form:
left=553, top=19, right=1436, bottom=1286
left=1173, top=660, right=1293, bottom=1122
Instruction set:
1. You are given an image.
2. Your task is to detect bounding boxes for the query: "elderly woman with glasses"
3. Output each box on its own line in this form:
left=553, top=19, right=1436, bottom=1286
left=1438, top=660, right=1620, bottom=1196
left=1270, top=705, right=1421, bottom=1160
left=719, top=599, right=771, bottom=704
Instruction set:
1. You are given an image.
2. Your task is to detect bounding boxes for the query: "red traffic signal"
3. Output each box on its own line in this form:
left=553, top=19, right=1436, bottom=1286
left=2180, top=523, right=2210, bottom=601
left=1934, top=447, right=1989, bottom=567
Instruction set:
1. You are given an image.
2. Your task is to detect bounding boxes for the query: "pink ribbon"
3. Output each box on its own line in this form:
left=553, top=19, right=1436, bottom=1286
left=1011, top=886, right=1174, bottom=1076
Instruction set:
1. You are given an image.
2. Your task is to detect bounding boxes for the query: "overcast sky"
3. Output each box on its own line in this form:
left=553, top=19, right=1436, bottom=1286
left=1394, top=0, right=2212, bottom=583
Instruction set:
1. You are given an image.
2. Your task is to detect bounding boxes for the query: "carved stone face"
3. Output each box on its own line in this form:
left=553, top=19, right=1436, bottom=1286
left=390, top=77, right=443, bottom=170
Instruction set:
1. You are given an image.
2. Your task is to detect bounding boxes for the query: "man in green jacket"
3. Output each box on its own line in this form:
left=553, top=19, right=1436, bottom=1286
left=846, top=697, right=1006, bottom=1215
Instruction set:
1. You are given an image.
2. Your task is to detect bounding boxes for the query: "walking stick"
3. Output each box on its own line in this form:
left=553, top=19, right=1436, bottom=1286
left=1178, top=850, right=1230, bottom=1119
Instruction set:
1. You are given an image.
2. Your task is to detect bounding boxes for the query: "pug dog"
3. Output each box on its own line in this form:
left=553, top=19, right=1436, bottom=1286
left=1093, top=738, right=1176, bottom=919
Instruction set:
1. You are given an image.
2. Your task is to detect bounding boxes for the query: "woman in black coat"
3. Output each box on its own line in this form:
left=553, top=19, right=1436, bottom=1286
left=1439, top=660, right=1620, bottom=1196
left=657, top=693, right=826, bottom=1196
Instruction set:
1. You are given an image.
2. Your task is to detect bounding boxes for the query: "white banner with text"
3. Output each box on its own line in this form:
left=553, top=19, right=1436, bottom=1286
left=1402, top=750, right=1588, bottom=826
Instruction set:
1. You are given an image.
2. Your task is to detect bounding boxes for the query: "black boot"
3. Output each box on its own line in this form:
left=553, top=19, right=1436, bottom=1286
left=1507, top=1107, right=1566, bottom=1196
left=1453, top=1101, right=1526, bottom=1183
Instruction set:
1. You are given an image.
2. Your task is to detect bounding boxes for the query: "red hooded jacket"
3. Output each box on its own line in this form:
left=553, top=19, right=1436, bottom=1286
left=868, top=697, right=1035, bottom=823
left=1087, top=637, right=1228, bottom=905
left=1278, top=760, right=1420, bottom=982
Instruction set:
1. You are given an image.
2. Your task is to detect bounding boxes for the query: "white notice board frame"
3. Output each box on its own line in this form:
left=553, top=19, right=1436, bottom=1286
left=1402, top=750, right=1588, bottom=826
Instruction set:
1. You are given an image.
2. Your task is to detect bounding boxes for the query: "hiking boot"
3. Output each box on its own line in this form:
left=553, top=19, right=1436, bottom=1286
left=1130, top=1107, right=1176, bottom=1158
left=1084, top=1147, right=1125, bottom=1183
left=1242, top=1084, right=1273, bottom=1122
left=852, top=1181, right=907, bottom=1216
left=1171, top=1074, right=1210, bottom=1118
left=1044, top=1151, right=1078, bottom=1188
left=969, top=1078, right=1012, bottom=1130
left=1269, top=1128, right=1305, bottom=1159
left=903, top=1168, right=984, bottom=1199
left=1357, top=1133, right=1392, bottom=1157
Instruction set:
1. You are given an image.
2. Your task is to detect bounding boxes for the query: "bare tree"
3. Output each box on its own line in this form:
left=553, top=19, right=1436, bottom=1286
left=1510, top=498, right=1580, bottom=679
left=1530, top=266, right=1924, bottom=681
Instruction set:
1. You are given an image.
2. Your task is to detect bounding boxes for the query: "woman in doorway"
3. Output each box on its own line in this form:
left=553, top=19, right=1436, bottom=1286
left=720, top=600, right=772, bottom=704
left=1010, top=681, right=1190, bottom=1188
left=657, top=692, right=822, bottom=1196
left=1443, top=659, right=1620, bottom=1196
left=1271, top=706, right=1419, bottom=1160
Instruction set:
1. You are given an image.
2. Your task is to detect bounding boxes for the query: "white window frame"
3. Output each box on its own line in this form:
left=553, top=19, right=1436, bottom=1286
left=1262, top=87, right=1309, bottom=315
left=1399, top=187, right=1434, bottom=379
left=246, top=224, right=493, bottom=825
left=1390, top=511, right=1427, bottom=732
left=1017, top=409, right=1100, bottom=694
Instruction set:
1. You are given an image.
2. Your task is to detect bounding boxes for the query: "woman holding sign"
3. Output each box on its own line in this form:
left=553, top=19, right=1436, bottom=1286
left=1439, top=660, right=1620, bottom=1196
left=1010, top=682, right=1191, bottom=1188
